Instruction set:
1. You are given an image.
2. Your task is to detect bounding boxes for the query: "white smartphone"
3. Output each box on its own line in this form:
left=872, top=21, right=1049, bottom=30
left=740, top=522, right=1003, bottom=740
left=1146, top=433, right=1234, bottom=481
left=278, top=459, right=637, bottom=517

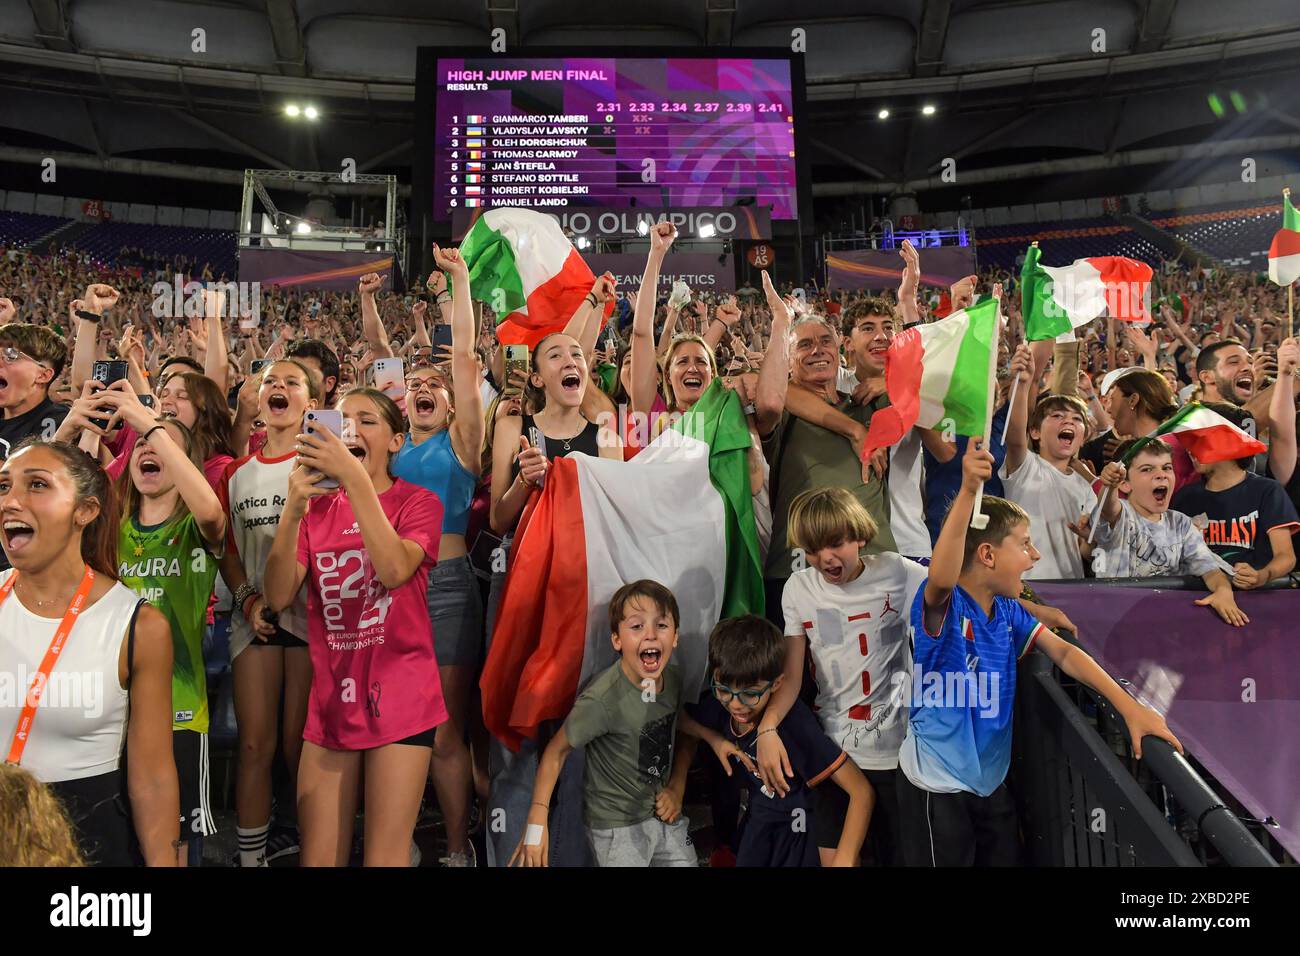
left=304, top=409, right=344, bottom=489
left=372, top=357, right=404, bottom=400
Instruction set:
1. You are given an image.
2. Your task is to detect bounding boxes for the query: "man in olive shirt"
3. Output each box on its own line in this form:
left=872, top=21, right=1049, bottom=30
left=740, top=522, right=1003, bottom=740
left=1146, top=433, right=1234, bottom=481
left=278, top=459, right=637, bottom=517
left=762, top=315, right=897, bottom=629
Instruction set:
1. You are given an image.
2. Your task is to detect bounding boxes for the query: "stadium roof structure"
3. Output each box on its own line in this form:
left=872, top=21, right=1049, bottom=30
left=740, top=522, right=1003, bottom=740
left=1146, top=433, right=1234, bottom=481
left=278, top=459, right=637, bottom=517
left=0, top=1, right=1298, bottom=209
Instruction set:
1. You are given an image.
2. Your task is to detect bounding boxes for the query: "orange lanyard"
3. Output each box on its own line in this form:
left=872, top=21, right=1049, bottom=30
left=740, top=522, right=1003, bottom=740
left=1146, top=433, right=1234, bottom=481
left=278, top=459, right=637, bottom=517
left=0, top=566, right=96, bottom=767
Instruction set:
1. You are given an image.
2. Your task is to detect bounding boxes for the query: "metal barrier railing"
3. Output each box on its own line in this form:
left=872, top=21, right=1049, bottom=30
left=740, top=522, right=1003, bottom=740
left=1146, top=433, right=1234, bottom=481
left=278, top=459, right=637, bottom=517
left=1013, top=576, right=1286, bottom=866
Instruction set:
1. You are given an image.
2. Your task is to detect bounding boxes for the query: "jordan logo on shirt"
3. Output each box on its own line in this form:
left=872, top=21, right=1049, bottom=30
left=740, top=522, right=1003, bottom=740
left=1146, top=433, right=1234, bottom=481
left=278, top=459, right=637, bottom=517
left=880, top=594, right=899, bottom=619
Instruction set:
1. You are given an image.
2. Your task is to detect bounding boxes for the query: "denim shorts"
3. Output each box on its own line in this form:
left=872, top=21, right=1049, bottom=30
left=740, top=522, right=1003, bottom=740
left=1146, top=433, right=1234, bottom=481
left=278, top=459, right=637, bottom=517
left=426, top=555, right=485, bottom=667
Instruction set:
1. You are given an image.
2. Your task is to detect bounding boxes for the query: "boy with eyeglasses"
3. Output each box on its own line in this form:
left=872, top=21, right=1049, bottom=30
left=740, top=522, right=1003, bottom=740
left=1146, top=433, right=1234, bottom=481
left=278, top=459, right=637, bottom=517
left=678, top=615, right=873, bottom=867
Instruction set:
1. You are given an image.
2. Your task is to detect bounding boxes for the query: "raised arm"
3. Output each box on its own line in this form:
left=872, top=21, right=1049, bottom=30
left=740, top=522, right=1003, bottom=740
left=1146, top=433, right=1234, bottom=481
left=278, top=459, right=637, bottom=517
left=754, top=273, right=791, bottom=437
left=897, top=239, right=921, bottom=327
left=1267, top=338, right=1298, bottom=486
left=202, top=289, right=230, bottom=394
left=925, top=439, right=993, bottom=625
left=432, top=244, right=485, bottom=474
left=631, top=222, right=676, bottom=416
left=1003, top=342, right=1034, bottom=475
left=358, top=272, right=395, bottom=360
left=70, top=284, right=120, bottom=393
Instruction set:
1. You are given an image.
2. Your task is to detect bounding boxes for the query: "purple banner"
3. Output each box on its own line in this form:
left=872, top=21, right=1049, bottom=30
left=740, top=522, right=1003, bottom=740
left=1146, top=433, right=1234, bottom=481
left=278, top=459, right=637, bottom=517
left=238, top=248, right=396, bottom=292
left=1032, top=582, right=1300, bottom=859
left=827, top=247, right=976, bottom=292
left=584, top=253, right=735, bottom=294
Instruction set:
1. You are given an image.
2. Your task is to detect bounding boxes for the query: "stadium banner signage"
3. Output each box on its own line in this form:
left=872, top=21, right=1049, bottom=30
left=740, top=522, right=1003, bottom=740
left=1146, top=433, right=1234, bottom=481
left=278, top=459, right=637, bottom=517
left=453, top=205, right=770, bottom=240
left=827, top=247, right=976, bottom=291
left=237, top=248, right=396, bottom=292
left=583, top=252, right=735, bottom=293
left=1032, top=581, right=1300, bottom=860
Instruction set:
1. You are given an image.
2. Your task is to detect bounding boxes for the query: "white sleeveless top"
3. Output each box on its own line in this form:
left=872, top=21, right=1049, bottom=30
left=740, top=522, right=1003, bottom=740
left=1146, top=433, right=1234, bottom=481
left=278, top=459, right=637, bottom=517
left=0, top=570, right=142, bottom=783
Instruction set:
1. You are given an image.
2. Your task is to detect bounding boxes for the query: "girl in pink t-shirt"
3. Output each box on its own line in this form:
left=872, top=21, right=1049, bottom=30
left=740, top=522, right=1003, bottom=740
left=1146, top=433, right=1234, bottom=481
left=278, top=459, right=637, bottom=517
left=264, top=386, right=448, bottom=867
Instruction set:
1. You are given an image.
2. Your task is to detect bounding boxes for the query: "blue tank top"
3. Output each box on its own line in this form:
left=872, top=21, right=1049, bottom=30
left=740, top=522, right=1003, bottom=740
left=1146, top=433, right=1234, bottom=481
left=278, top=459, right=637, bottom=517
left=392, top=428, right=476, bottom=535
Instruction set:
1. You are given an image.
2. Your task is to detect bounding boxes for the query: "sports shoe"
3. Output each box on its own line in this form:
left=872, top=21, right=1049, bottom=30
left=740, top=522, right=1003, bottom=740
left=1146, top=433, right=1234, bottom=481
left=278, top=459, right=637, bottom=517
left=265, top=825, right=300, bottom=863
left=439, top=842, right=477, bottom=867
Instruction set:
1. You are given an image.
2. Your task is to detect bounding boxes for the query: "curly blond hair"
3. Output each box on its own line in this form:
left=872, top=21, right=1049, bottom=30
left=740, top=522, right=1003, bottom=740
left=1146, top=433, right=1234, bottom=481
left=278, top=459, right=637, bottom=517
left=0, top=764, right=84, bottom=866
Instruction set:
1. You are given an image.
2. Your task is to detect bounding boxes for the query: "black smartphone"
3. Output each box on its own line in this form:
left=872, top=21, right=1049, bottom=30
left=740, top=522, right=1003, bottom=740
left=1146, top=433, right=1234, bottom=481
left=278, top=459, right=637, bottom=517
left=90, top=361, right=129, bottom=429
left=431, top=323, right=454, bottom=351
left=92, top=360, right=129, bottom=386
left=251, top=358, right=271, bottom=375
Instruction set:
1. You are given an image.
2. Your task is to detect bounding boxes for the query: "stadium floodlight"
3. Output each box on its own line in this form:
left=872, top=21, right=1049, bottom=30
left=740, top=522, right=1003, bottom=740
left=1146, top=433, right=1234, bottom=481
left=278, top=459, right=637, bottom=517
left=921, top=104, right=936, bottom=116
left=304, top=106, right=320, bottom=120
left=698, top=223, right=716, bottom=239
left=576, top=236, right=590, bottom=249
left=285, top=104, right=301, bottom=117
left=878, top=108, right=890, bottom=120
left=295, top=222, right=311, bottom=234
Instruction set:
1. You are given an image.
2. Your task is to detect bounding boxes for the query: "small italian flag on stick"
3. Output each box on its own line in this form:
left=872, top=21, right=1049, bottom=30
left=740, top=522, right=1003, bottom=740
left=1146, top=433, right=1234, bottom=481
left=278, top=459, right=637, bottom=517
left=1267, top=188, right=1300, bottom=287
left=1127, top=402, right=1267, bottom=466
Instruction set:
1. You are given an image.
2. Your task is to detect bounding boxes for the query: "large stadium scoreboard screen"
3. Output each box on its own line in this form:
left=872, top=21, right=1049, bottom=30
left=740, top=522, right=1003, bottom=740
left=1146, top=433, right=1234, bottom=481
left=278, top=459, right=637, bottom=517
left=430, top=55, right=800, bottom=222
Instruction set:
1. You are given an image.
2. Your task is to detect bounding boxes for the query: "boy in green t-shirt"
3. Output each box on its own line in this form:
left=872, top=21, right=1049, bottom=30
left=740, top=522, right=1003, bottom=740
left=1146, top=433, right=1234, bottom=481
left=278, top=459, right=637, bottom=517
left=511, top=579, right=698, bottom=867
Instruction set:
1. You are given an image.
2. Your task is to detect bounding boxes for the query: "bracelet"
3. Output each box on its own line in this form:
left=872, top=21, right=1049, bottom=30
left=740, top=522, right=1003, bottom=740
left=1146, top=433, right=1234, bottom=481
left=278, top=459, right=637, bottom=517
left=142, top=423, right=167, bottom=442
left=436, top=292, right=452, bottom=303
left=233, top=582, right=257, bottom=615
left=585, top=292, right=600, bottom=308
left=241, top=592, right=262, bottom=619
left=531, top=801, right=549, bottom=811
left=757, top=727, right=779, bottom=738
left=710, top=316, right=726, bottom=328
left=75, top=309, right=102, bottom=324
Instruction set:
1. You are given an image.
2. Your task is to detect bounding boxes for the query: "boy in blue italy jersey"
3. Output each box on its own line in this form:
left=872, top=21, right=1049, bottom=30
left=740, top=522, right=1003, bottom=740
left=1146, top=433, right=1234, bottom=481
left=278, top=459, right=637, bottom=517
left=897, top=439, right=1183, bottom=866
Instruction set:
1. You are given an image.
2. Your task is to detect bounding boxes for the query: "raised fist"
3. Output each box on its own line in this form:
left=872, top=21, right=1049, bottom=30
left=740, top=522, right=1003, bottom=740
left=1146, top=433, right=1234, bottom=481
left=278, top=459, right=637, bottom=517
left=358, top=273, right=385, bottom=296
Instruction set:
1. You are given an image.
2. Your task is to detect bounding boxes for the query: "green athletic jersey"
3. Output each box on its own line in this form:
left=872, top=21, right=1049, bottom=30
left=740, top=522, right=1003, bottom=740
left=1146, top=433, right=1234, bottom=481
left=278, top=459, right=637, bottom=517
left=117, top=513, right=218, bottom=733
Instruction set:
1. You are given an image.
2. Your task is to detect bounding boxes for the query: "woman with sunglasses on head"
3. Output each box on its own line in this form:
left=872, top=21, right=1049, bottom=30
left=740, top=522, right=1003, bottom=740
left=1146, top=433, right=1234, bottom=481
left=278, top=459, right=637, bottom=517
left=83, top=385, right=227, bottom=865
left=217, top=359, right=320, bottom=867
left=263, top=387, right=447, bottom=867
left=378, top=245, right=486, bottom=867
left=0, top=439, right=178, bottom=866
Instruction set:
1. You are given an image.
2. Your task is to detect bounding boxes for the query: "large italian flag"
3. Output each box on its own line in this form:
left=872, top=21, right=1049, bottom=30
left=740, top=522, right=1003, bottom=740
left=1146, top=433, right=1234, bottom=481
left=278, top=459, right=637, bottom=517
left=1267, top=191, right=1300, bottom=286
left=861, top=296, right=999, bottom=457
left=458, top=207, right=611, bottom=347
left=481, top=380, right=762, bottom=750
left=1125, top=402, right=1266, bottom=465
left=1022, top=245, right=1154, bottom=339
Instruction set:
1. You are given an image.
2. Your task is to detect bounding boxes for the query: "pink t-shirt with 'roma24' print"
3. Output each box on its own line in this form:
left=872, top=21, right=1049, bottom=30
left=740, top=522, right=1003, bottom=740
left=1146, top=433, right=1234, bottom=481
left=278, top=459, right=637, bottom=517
left=296, top=477, right=449, bottom=750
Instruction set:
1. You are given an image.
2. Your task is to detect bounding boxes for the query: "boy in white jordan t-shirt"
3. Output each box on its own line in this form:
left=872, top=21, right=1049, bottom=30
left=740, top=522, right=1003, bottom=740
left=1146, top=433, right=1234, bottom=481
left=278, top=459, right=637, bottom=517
left=758, top=487, right=927, bottom=866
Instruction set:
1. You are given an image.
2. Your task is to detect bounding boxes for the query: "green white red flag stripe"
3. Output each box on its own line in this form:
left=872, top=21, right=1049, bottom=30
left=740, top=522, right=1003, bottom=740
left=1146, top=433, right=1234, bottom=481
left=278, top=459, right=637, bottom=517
left=1124, top=402, right=1266, bottom=465
left=1267, top=192, right=1300, bottom=286
left=861, top=296, right=999, bottom=457
left=457, top=207, right=611, bottom=347
left=480, top=380, right=762, bottom=750
left=1022, top=247, right=1153, bottom=340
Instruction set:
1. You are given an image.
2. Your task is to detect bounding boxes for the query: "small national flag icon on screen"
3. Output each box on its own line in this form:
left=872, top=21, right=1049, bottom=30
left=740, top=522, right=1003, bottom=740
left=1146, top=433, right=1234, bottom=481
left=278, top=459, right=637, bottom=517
left=465, top=186, right=482, bottom=196
left=466, top=138, right=482, bottom=148
left=465, top=175, right=481, bottom=184
left=469, top=150, right=482, bottom=159
left=465, top=198, right=482, bottom=207
left=467, top=127, right=484, bottom=135
left=466, top=114, right=484, bottom=124
left=467, top=162, right=482, bottom=172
